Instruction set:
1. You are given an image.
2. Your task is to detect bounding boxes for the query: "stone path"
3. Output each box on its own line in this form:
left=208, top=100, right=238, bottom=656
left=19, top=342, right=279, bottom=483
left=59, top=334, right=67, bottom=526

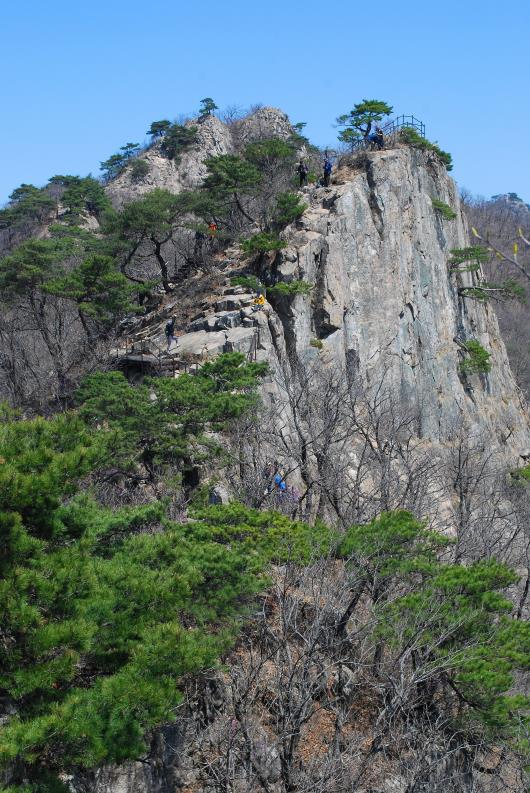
left=115, top=280, right=268, bottom=377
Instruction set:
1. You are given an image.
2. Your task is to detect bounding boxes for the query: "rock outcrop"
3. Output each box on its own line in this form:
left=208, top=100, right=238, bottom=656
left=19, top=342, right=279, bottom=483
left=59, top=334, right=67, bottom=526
left=106, top=107, right=296, bottom=209
left=116, top=143, right=529, bottom=498
left=83, top=136, right=530, bottom=793
left=265, top=146, right=528, bottom=455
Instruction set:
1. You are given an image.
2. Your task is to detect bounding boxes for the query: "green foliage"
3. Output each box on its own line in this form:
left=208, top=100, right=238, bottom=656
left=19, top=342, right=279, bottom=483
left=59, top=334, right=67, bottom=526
left=459, top=279, right=526, bottom=303
left=340, top=512, right=529, bottom=742
left=160, top=124, right=198, bottom=162
left=431, top=198, right=457, bottom=220
left=203, top=154, right=261, bottom=197
left=340, top=511, right=449, bottom=581
left=511, top=463, right=530, bottom=483
left=45, top=254, right=138, bottom=327
left=273, top=192, right=307, bottom=226
left=244, top=138, right=296, bottom=172
left=0, top=408, right=277, bottom=788
left=100, top=152, right=128, bottom=182
left=146, top=119, right=171, bottom=138
left=129, top=158, right=150, bottom=182
left=100, top=143, right=142, bottom=182
left=76, top=353, right=267, bottom=471
left=199, top=97, right=218, bottom=118
left=399, top=127, right=453, bottom=171
left=102, top=188, right=205, bottom=291
left=1, top=403, right=528, bottom=790
left=120, top=142, right=141, bottom=159
left=241, top=232, right=286, bottom=256
left=337, top=99, right=393, bottom=145
left=106, top=188, right=188, bottom=238
left=0, top=184, right=56, bottom=229
left=449, top=246, right=490, bottom=272
left=189, top=502, right=336, bottom=566
left=267, top=279, right=313, bottom=297
left=0, top=230, right=132, bottom=328
left=459, top=339, right=492, bottom=375
left=378, top=558, right=529, bottom=736
left=0, top=237, right=75, bottom=298
left=230, top=274, right=262, bottom=292
left=51, top=176, right=110, bottom=220
left=310, top=338, right=323, bottom=350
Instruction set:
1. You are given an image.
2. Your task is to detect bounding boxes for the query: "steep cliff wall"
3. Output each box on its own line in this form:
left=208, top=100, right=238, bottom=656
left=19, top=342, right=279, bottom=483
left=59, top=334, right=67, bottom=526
left=80, top=136, right=529, bottom=793
left=262, top=146, right=528, bottom=455
left=115, top=141, right=529, bottom=517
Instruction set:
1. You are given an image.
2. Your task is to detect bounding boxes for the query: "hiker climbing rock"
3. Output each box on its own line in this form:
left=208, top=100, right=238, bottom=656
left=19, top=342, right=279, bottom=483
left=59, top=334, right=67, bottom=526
left=323, top=157, right=333, bottom=186
left=165, top=317, right=177, bottom=352
left=297, top=159, right=309, bottom=188
left=273, top=472, right=287, bottom=494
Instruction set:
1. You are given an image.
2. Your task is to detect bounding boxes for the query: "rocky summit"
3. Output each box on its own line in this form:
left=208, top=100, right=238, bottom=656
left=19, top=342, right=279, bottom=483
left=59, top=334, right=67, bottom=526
left=1, top=102, right=529, bottom=793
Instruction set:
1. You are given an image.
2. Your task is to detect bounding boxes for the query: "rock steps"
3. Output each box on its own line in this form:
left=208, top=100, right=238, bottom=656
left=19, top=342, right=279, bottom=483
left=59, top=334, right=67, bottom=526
left=115, top=274, right=267, bottom=376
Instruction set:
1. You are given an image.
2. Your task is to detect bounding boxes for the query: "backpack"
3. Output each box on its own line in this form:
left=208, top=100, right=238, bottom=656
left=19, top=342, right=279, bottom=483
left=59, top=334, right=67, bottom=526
left=324, top=160, right=332, bottom=174
left=165, top=320, right=174, bottom=336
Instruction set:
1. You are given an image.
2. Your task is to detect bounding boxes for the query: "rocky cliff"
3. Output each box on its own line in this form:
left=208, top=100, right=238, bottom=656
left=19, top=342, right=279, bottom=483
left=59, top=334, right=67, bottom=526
left=78, top=123, right=530, bottom=793
left=268, top=146, right=528, bottom=451
left=106, top=107, right=295, bottom=208
left=116, top=140, right=528, bottom=520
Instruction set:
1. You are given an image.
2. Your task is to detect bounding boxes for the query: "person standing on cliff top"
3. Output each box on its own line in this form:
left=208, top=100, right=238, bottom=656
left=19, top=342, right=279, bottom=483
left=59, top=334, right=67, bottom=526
left=297, top=160, right=309, bottom=188
left=323, top=157, right=332, bottom=186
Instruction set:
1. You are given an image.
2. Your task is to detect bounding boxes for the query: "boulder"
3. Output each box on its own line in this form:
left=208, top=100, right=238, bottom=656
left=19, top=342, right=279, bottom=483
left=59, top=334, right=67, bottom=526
left=215, top=311, right=242, bottom=330
left=215, top=295, right=243, bottom=311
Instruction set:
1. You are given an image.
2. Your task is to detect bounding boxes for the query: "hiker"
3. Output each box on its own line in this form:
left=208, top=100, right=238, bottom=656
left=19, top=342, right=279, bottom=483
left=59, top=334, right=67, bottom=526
left=323, top=157, right=332, bottom=187
left=193, top=229, right=207, bottom=262
left=297, top=159, right=309, bottom=188
left=273, top=471, right=287, bottom=495
left=375, top=127, right=384, bottom=150
left=207, top=222, right=218, bottom=239
left=165, top=317, right=177, bottom=352
left=252, top=291, right=266, bottom=312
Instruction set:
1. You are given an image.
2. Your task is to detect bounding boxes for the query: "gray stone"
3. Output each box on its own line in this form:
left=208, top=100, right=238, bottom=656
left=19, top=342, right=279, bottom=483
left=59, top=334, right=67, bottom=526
left=215, top=295, right=243, bottom=311
left=214, top=311, right=242, bottom=329
left=268, top=147, right=529, bottom=462
left=186, top=317, right=208, bottom=332
left=208, top=485, right=230, bottom=504
left=106, top=115, right=233, bottom=209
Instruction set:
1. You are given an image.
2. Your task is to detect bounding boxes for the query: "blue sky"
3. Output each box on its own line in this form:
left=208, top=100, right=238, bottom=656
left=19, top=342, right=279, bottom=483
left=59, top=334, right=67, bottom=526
left=1, top=0, right=529, bottom=204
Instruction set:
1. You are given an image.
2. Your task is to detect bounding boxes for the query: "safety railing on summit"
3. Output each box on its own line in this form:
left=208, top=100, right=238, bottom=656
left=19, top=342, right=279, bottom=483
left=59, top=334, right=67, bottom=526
left=348, top=115, right=426, bottom=152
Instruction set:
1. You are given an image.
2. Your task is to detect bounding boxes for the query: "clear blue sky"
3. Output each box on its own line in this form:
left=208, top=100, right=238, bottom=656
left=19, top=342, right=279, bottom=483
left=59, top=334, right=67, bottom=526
left=1, top=0, right=529, bottom=205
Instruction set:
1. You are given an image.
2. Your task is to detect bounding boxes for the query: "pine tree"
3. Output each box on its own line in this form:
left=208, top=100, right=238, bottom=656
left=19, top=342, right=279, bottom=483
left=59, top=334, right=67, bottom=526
left=146, top=119, right=171, bottom=138
left=199, top=97, right=218, bottom=119
left=337, top=99, right=393, bottom=146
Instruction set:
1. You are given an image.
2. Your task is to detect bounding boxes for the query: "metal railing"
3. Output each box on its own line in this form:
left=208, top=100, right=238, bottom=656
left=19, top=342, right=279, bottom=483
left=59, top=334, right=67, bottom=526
left=348, top=114, right=426, bottom=152
left=381, top=114, right=425, bottom=138
left=117, top=337, right=189, bottom=379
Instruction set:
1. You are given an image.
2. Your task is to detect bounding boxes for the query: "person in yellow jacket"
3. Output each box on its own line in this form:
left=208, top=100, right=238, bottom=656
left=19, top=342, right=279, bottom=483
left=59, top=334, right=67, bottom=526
left=252, top=292, right=266, bottom=311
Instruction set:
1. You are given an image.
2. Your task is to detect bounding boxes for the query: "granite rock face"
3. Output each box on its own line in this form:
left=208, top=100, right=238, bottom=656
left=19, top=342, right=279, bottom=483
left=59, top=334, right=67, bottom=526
left=261, top=147, right=528, bottom=460
left=106, top=115, right=232, bottom=208
left=106, top=107, right=296, bottom=209
left=79, top=144, right=530, bottom=793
